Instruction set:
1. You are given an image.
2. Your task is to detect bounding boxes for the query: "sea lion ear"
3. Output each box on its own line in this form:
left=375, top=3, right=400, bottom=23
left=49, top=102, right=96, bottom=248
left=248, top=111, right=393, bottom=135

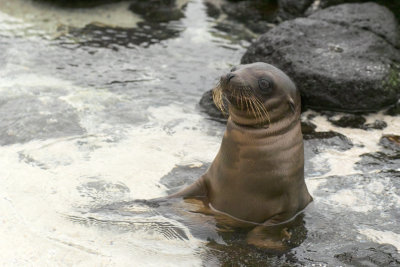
left=288, top=97, right=296, bottom=114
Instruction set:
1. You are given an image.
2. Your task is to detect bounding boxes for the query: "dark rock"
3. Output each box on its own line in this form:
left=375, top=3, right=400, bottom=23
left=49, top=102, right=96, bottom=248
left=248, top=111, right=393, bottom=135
left=328, top=114, right=366, bottom=129
left=204, top=1, right=221, bottom=18
left=62, top=21, right=182, bottom=48
left=356, top=135, right=400, bottom=172
left=241, top=3, right=400, bottom=112
left=129, top=0, right=186, bottom=22
left=205, top=0, right=278, bottom=34
left=364, top=120, right=387, bottom=130
left=335, top=243, right=400, bottom=267
left=221, top=1, right=277, bottom=22
left=278, top=0, right=314, bottom=20
left=380, top=135, right=400, bottom=151
left=305, top=0, right=365, bottom=15
left=386, top=99, right=400, bottom=116
left=301, top=120, right=317, bottom=134
left=199, top=89, right=228, bottom=122
left=303, top=130, right=353, bottom=151
left=327, top=114, right=387, bottom=130
left=308, top=2, right=399, bottom=46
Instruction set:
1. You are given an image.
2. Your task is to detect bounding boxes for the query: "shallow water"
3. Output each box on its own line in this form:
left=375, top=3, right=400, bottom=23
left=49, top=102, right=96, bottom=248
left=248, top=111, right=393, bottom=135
left=0, top=0, right=399, bottom=266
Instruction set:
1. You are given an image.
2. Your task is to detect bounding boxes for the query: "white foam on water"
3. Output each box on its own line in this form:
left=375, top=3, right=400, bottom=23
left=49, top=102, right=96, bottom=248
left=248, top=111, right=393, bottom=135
left=0, top=100, right=222, bottom=265
left=304, top=111, right=400, bottom=213
left=359, top=229, right=400, bottom=252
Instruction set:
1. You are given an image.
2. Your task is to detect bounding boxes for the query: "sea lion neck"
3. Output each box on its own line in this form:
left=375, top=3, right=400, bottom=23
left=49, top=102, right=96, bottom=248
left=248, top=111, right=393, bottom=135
left=228, top=101, right=300, bottom=135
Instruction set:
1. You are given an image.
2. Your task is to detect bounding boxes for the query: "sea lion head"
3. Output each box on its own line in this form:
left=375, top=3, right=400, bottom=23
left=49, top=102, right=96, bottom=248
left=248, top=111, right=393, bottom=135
left=213, top=62, right=299, bottom=127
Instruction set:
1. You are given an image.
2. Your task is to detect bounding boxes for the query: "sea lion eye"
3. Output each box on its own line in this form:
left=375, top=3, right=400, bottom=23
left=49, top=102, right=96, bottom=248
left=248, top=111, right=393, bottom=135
left=258, top=78, right=273, bottom=94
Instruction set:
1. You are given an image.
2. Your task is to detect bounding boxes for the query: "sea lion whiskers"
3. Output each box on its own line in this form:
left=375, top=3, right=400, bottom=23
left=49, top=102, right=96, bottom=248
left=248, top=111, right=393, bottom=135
left=214, top=80, right=271, bottom=126
left=253, top=96, right=271, bottom=126
left=212, top=82, right=227, bottom=115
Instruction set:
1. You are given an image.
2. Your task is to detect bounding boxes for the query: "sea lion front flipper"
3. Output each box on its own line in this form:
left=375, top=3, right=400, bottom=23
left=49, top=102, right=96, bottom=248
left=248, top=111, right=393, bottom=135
left=167, top=175, right=208, bottom=199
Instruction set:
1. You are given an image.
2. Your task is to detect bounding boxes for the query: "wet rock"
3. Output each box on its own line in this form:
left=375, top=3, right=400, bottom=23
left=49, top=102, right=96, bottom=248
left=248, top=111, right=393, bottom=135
left=221, top=1, right=277, bottom=23
left=328, top=114, right=366, bottom=129
left=386, top=99, right=400, bottom=116
left=241, top=3, right=400, bottom=112
left=277, top=0, right=314, bottom=20
left=204, top=1, right=221, bottom=18
left=335, top=243, right=400, bottom=267
left=363, top=120, right=387, bottom=130
left=356, top=135, right=400, bottom=172
left=129, top=0, right=187, bottom=22
left=327, top=114, right=387, bottom=130
left=303, top=130, right=353, bottom=151
left=204, top=0, right=278, bottom=34
left=380, top=135, right=400, bottom=151
left=0, top=96, right=85, bottom=146
left=301, top=120, right=317, bottom=135
left=305, top=0, right=365, bottom=14
left=308, top=2, right=399, bottom=46
left=199, top=89, right=228, bottom=122
left=63, top=22, right=182, bottom=48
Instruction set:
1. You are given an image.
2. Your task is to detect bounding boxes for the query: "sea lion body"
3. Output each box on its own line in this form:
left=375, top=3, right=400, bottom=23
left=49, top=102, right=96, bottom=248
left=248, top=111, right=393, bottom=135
left=170, top=62, right=312, bottom=226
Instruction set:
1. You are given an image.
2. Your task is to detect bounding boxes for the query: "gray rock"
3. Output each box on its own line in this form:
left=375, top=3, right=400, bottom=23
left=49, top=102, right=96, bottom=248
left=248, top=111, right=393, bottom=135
left=356, top=135, right=400, bottom=172
left=309, top=2, right=399, bottom=46
left=129, top=0, right=187, bottom=22
left=278, top=0, right=314, bottom=20
left=241, top=3, right=400, bottom=112
left=328, top=114, right=366, bottom=129
left=306, top=0, right=365, bottom=14
left=204, top=0, right=278, bottom=34
left=199, top=89, right=228, bottom=122
left=386, top=99, right=400, bottom=116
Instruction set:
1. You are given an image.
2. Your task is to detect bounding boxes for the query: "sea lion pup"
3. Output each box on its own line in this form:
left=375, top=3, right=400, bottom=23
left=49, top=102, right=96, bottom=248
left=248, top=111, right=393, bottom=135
left=169, top=62, right=313, bottom=229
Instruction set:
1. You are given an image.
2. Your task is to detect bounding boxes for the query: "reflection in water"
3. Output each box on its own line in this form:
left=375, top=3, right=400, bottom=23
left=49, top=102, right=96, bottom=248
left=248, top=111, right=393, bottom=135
left=62, top=21, right=183, bottom=48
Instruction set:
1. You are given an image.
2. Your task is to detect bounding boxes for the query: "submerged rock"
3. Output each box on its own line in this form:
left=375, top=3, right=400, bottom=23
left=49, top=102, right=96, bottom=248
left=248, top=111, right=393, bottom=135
left=324, top=113, right=387, bottom=130
left=303, top=130, right=353, bottom=151
left=356, top=135, right=400, bottom=172
left=0, top=96, right=85, bottom=146
left=328, top=114, right=366, bottom=129
left=204, top=0, right=278, bottom=34
left=199, top=89, right=228, bottom=122
left=241, top=3, right=400, bottom=112
left=335, top=243, right=400, bottom=267
left=277, top=0, right=314, bottom=20
left=63, top=21, right=182, bottom=48
left=129, top=0, right=187, bottom=22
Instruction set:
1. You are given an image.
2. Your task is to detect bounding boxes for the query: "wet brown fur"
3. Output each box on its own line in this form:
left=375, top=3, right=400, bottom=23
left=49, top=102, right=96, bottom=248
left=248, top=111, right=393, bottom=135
left=168, top=63, right=313, bottom=247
